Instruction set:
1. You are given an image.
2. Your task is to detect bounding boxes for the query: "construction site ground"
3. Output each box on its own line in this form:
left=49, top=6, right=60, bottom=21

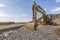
left=0, top=14, right=60, bottom=40
left=0, top=24, right=60, bottom=40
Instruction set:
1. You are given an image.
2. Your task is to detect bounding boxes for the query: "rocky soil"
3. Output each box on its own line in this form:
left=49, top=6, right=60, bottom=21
left=0, top=25, right=60, bottom=40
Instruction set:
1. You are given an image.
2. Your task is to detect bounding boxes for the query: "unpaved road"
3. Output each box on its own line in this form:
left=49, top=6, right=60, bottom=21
left=0, top=24, right=24, bottom=34
left=0, top=24, right=60, bottom=40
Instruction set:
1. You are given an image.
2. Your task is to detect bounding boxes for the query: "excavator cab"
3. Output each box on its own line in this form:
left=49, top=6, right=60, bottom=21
left=46, top=14, right=52, bottom=25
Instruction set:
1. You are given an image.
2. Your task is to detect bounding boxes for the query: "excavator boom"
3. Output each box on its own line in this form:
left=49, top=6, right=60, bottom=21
left=32, top=2, right=46, bottom=23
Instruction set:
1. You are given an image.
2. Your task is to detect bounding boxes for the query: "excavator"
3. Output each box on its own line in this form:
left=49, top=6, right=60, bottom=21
left=32, top=2, right=52, bottom=24
left=25, top=2, right=54, bottom=31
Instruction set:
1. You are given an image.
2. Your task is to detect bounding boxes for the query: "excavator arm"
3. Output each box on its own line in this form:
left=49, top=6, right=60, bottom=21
left=37, top=5, right=46, bottom=15
left=32, top=2, right=37, bottom=22
left=32, top=2, right=46, bottom=23
left=37, top=5, right=47, bottom=23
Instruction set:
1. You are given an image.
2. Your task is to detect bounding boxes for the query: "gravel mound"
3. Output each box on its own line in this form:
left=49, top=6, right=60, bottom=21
left=0, top=25, right=60, bottom=40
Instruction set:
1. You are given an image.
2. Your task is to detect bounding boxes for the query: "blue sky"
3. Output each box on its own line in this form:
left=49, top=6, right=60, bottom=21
left=0, top=0, right=60, bottom=22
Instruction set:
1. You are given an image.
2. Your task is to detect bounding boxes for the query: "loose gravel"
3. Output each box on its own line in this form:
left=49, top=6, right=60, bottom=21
left=0, top=25, right=60, bottom=40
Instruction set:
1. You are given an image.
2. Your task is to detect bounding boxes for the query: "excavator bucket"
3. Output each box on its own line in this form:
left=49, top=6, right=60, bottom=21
left=25, top=22, right=38, bottom=31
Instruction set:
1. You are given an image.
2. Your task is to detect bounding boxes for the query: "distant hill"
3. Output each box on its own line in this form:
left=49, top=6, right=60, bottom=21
left=0, top=22, right=15, bottom=25
left=51, top=14, right=60, bottom=20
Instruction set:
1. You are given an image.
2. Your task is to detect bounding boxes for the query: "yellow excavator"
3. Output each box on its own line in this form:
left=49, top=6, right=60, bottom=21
left=25, top=2, right=53, bottom=31
left=32, top=2, right=46, bottom=23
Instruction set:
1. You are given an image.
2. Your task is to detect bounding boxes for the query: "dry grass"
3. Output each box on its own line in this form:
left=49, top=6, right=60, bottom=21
left=0, top=22, right=15, bottom=25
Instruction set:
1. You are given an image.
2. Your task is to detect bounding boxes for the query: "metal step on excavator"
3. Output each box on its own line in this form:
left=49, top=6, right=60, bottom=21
left=25, top=2, right=57, bottom=31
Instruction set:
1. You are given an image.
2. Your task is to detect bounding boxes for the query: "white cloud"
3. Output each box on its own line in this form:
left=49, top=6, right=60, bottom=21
left=0, top=13, right=8, bottom=17
left=15, top=14, right=27, bottom=18
left=56, top=0, right=60, bottom=2
left=44, top=8, right=47, bottom=11
left=51, top=7, right=60, bottom=12
left=0, top=4, right=5, bottom=7
left=0, top=13, right=30, bottom=22
left=21, top=13, right=27, bottom=17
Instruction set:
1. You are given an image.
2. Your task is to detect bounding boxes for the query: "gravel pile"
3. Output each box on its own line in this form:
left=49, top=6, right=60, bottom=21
left=0, top=34, right=3, bottom=40
left=0, top=25, right=60, bottom=40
